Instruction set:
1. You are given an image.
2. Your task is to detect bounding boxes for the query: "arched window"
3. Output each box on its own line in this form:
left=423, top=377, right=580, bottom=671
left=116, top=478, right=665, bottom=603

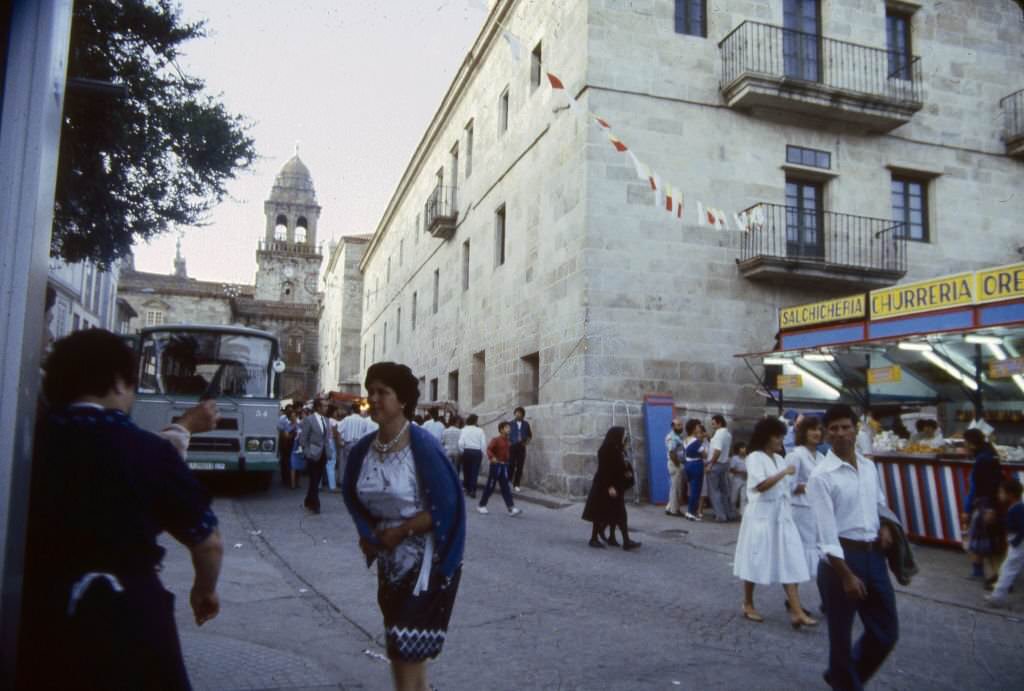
left=295, top=217, right=308, bottom=244
left=274, top=214, right=288, bottom=241
left=281, top=280, right=295, bottom=301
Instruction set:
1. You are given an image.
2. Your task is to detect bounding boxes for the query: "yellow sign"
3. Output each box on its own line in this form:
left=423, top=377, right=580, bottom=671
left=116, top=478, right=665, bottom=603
left=867, top=365, right=902, bottom=385
left=975, top=262, right=1024, bottom=305
left=779, top=294, right=866, bottom=331
left=870, top=272, right=975, bottom=320
left=989, top=357, right=1024, bottom=379
left=776, top=374, right=804, bottom=389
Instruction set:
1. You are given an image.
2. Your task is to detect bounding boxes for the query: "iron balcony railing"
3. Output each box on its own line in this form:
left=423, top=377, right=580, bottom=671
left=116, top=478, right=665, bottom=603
left=739, top=203, right=908, bottom=274
left=258, top=239, right=321, bottom=256
left=720, top=21, right=923, bottom=106
left=424, top=184, right=458, bottom=233
left=1001, top=89, right=1024, bottom=143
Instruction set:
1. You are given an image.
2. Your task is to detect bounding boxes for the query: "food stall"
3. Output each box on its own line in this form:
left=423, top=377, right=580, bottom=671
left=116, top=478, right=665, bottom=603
left=740, top=261, right=1024, bottom=547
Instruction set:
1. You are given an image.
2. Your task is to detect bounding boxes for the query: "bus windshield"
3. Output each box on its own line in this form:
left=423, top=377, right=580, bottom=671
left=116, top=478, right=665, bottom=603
left=138, top=330, right=275, bottom=398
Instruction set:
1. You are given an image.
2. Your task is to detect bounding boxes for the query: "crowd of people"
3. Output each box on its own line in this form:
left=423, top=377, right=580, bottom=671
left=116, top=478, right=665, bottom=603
left=18, top=332, right=1024, bottom=691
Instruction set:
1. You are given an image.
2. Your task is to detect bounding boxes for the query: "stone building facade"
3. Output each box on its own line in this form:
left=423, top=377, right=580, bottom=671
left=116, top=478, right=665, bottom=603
left=118, top=154, right=329, bottom=401
left=319, top=234, right=371, bottom=394
left=358, top=0, right=1024, bottom=497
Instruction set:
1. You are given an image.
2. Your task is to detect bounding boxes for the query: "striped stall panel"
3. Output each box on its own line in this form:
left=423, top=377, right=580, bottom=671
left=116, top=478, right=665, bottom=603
left=875, top=457, right=1024, bottom=548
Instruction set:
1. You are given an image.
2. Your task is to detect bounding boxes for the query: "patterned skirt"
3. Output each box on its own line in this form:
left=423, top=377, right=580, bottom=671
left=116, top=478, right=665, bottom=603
left=377, top=562, right=461, bottom=662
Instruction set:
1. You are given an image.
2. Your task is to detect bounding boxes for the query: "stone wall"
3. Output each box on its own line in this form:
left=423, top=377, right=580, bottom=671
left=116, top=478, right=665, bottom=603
left=354, top=0, right=1024, bottom=498
left=320, top=236, right=369, bottom=393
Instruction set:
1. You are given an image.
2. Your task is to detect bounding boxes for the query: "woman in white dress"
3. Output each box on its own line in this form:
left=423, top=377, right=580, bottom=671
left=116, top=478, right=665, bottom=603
left=786, top=415, right=825, bottom=579
left=733, top=417, right=817, bottom=628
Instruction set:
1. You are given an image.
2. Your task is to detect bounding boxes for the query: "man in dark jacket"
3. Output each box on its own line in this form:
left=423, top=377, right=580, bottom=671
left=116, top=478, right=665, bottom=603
left=508, top=406, right=533, bottom=491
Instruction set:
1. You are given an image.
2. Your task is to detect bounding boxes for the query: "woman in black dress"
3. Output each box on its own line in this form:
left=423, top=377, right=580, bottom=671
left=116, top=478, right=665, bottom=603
left=583, top=426, right=641, bottom=550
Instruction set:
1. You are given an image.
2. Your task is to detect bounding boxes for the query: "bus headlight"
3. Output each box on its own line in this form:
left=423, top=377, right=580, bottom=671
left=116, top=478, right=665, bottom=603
left=245, top=438, right=261, bottom=452
left=261, top=439, right=276, bottom=452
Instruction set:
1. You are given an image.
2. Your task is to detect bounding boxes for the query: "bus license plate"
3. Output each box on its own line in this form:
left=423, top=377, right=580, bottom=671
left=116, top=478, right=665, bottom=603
left=188, top=462, right=226, bottom=471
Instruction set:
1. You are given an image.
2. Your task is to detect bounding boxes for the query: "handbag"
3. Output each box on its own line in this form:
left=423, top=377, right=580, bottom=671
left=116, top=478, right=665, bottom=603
left=623, top=462, right=636, bottom=490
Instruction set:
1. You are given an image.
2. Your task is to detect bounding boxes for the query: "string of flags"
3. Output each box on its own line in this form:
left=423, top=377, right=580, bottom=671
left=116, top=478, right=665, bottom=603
left=546, top=71, right=766, bottom=232
left=472, top=2, right=764, bottom=231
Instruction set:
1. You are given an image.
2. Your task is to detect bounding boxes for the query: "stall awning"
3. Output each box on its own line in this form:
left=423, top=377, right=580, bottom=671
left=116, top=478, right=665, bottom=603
left=738, top=261, right=1024, bottom=407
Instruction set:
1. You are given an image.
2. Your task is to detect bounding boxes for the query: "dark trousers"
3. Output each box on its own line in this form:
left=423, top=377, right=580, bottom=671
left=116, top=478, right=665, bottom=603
left=817, top=551, right=899, bottom=691
left=305, top=453, right=325, bottom=512
left=509, top=442, right=527, bottom=487
left=684, top=460, right=704, bottom=515
left=480, top=462, right=514, bottom=510
left=278, top=435, right=293, bottom=484
left=462, top=449, right=483, bottom=497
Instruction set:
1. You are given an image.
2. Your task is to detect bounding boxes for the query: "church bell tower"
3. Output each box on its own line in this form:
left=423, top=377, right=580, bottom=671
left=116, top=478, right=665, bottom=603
left=254, top=150, right=323, bottom=303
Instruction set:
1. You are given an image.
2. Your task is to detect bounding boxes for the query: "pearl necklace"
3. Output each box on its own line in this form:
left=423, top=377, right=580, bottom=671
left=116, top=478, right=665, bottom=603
left=372, top=421, right=410, bottom=455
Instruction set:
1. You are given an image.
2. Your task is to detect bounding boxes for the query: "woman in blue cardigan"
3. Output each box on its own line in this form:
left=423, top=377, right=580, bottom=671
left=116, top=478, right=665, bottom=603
left=341, top=362, right=465, bottom=691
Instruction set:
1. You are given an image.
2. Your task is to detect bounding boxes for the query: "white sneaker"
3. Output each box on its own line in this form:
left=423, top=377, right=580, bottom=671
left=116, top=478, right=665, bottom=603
left=508, top=507, right=522, bottom=517
left=477, top=506, right=489, bottom=515
left=513, top=486, right=521, bottom=493
left=684, top=512, right=701, bottom=522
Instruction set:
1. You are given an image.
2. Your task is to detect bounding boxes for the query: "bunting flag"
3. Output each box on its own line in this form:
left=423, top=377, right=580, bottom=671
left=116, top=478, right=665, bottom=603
left=545, top=69, right=755, bottom=229
left=607, top=133, right=628, bottom=152
left=501, top=31, right=522, bottom=61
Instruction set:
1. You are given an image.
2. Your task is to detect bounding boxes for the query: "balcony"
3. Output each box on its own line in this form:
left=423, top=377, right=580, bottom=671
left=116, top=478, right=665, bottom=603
left=424, top=185, right=458, bottom=240
left=719, top=22, right=923, bottom=132
left=737, top=203, right=908, bottom=290
left=258, top=239, right=322, bottom=256
left=1001, top=89, right=1024, bottom=159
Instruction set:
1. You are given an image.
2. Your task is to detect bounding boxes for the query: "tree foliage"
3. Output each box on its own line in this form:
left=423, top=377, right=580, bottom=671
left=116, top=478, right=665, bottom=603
left=53, top=0, right=256, bottom=268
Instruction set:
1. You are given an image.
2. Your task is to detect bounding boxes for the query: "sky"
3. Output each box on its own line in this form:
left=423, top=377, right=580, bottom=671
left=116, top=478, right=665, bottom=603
left=132, top=0, right=488, bottom=284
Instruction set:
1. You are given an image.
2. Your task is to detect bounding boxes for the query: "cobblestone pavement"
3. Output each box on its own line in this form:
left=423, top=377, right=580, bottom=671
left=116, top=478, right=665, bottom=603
left=159, top=481, right=1024, bottom=690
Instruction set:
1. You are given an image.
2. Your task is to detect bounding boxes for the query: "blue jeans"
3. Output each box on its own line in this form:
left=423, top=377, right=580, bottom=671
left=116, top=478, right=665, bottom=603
left=462, top=449, right=483, bottom=496
left=684, top=460, right=704, bottom=515
left=480, top=462, right=514, bottom=510
left=817, top=551, right=899, bottom=690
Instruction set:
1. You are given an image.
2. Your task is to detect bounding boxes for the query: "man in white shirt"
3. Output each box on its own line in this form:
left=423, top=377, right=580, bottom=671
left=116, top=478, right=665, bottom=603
left=421, top=407, right=445, bottom=444
left=706, top=414, right=736, bottom=522
left=808, top=404, right=897, bottom=691
left=664, top=419, right=685, bottom=516
left=458, top=414, right=487, bottom=498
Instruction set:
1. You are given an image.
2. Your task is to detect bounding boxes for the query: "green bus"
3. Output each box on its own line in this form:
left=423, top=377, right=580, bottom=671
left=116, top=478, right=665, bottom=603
left=132, top=324, right=285, bottom=489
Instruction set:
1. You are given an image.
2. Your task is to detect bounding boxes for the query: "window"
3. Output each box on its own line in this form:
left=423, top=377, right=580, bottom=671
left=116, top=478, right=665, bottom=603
left=531, top=42, right=543, bottom=90
left=432, top=269, right=440, bottom=314
left=448, top=370, right=460, bottom=403
left=383, top=322, right=388, bottom=354
left=399, top=239, right=404, bottom=266
left=462, top=240, right=471, bottom=291
left=891, top=176, right=928, bottom=242
left=83, top=265, right=94, bottom=310
left=386, top=257, right=391, bottom=284
left=786, top=145, right=830, bottom=170
left=465, top=120, right=474, bottom=178
left=366, top=289, right=370, bottom=310
left=145, top=310, right=165, bottom=326
left=498, top=87, right=509, bottom=135
left=886, top=11, right=912, bottom=80
left=494, top=205, right=507, bottom=267
left=472, top=351, right=486, bottom=405
left=72, top=314, right=80, bottom=331
left=785, top=178, right=824, bottom=259
left=520, top=352, right=540, bottom=406
left=412, top=292, right=418, bottom=330
left=418, top=377, right=426, bottom=397
left=396, top=307, right=402, bottom=344
left=674, top=0, right=706, bottom=37
left=414, top=214, right=420, bottom=243
left=429, top=378, right=438, bottom=402
left=372, top=333, right=377, bottom=361
left=450, top=144, right=459, bottom=209
left=274, top=214, right=288, bottom=240
left=783, top=0, right=821, bottom=82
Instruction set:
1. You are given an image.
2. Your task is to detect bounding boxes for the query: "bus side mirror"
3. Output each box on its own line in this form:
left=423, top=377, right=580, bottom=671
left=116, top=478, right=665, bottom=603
left=273, top=359, right=286, bottom=374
